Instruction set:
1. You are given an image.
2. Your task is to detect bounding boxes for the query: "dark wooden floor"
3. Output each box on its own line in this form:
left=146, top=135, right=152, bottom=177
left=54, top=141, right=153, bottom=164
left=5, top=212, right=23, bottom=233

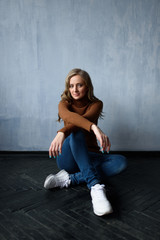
left=0, top=152, right=160, bottom=240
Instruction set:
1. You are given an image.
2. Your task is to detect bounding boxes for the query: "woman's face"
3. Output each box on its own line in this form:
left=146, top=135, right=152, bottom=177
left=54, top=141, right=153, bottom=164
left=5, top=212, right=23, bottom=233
left=69, top=75, right=88, bottom=100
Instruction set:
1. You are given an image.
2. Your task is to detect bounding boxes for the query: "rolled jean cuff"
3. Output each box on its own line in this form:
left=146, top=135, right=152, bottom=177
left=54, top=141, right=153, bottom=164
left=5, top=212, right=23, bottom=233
left=70, top=174, right=100, bottom=189
left=88, top=179, right=100, bottom=189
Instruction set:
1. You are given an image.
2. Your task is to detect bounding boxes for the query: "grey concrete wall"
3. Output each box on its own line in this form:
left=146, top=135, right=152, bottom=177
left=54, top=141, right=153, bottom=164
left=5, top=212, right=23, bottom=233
left=0, top=0, right=160, bottom=151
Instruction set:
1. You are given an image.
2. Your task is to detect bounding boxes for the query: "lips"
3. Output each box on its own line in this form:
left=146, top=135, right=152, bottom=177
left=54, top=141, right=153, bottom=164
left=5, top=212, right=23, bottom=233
left=73, top=93, right=80, bottom=96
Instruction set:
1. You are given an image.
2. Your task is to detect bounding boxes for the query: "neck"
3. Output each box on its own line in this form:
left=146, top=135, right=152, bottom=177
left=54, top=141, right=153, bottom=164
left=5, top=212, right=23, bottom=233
left=73, top=95, right=90, bottom=107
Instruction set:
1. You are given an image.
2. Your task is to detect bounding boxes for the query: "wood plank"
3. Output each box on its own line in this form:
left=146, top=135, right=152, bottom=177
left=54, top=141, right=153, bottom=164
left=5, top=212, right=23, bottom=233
left=0, top=152, right=160, bottom=240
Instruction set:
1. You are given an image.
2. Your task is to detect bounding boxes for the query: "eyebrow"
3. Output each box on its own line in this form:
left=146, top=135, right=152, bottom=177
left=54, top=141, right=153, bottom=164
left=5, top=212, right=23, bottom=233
left=69, top=82, right=84, bottom=86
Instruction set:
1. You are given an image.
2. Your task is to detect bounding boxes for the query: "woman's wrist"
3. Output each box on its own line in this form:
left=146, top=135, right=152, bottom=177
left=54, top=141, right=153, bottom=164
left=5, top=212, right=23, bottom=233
left=57, top=131, right=65, bottom=136
left=91, top=124, right=99, bottom=136
left=58, top=131, right=64, bottom=135
left=91, top=124, right=98, bottom=131
left=91, top=124, right=96, bottom=131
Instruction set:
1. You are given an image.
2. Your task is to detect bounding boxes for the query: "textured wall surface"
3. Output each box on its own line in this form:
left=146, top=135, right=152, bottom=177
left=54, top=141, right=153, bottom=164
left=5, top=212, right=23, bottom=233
left=0, top=0, right=160, bottom=151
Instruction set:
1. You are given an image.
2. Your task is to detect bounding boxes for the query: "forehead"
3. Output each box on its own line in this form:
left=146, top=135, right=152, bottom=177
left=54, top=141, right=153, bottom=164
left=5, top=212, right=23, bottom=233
left=69, top=75, right=85, bottom=84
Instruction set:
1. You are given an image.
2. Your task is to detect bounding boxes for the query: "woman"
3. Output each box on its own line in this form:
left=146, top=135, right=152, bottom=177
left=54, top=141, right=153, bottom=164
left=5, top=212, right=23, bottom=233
left=44, top=68, right=127, bottom=216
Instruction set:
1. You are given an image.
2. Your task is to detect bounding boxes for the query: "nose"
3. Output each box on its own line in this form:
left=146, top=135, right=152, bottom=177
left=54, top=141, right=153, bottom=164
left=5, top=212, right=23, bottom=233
left=73, top=85, right=78, bottom=92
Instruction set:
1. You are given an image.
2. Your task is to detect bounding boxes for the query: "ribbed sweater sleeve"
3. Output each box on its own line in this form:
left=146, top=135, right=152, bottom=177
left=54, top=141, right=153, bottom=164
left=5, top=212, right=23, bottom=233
left=58, top=100, right=103, bottom=137
left=58, top=124, right=79, bottom=137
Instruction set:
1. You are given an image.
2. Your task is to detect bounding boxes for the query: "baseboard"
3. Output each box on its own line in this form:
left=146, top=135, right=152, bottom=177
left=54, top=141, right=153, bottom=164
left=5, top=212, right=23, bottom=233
left=0, top=150, right=160, bottom=157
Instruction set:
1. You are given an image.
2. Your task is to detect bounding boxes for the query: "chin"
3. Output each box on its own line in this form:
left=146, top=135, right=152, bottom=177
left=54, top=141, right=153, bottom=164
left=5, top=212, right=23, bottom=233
left=72, top=95, right=81, bottom=100
left=73, top=97, right=81, bottom=100
left=71, top=94, right=86, bottom=100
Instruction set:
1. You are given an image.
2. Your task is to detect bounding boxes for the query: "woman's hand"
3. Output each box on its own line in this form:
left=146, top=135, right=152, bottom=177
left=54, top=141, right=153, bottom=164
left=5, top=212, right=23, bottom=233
left=49, top=132, right=65, bottom=158
left=91, top=124, right=111, bottom=153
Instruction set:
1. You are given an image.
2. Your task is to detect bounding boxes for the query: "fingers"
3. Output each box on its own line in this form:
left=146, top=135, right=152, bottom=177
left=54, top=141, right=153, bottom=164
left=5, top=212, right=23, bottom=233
left=50, top=142, right=63, bottom=157
left=94, top=127, right=110, bottom=153
left=100, top=135, right=106, bottom=150
left=101, top=135, right=111, bottom=153
left=106, top=145, right=110, bottom=153
left=53, top=146, right=60, bottom=158
left=48, top=132, right=65, bottom=158
left=49, top=144, right=55, bottom=158
left=106, top=140, right=111, bottom=153
left=99, top=137, right=103, bottom=151
left=103, top=136, right=108, bottom=150
left=54, top=145, right=59, bottom=157
left=58, top=143, right=62, bottom=155
left=49, top=146, right=52, bottom=158
left=49, top=142, right=61, bottom=158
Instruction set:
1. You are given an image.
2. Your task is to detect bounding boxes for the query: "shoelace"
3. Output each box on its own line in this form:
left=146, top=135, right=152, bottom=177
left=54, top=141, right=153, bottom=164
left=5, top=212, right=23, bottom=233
left=93, top=184, right=106, bottom=200
left=60, top=179, right=71, bottom=188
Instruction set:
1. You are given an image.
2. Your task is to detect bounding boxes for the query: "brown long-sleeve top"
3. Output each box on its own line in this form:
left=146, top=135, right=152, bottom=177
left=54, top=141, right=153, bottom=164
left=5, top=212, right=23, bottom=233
left=58, top=97, right=103, bottom=153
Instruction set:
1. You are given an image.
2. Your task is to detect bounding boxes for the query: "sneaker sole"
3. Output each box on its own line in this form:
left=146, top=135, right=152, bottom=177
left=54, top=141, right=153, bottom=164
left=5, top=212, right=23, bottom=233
left=44, top=174, right=55, bottom=189
left=93, top=207, right=113, bottom=216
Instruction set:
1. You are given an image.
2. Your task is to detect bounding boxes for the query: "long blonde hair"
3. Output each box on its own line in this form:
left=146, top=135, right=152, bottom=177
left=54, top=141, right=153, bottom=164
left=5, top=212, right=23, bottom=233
left=61, top=68, right=99, bottom=102
left=58, top=68, right=102, bottom=121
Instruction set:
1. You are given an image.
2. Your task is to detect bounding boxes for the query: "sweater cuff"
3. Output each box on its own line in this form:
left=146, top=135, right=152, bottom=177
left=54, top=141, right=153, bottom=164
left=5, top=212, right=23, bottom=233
left=57, top=129, right=69, bottom=138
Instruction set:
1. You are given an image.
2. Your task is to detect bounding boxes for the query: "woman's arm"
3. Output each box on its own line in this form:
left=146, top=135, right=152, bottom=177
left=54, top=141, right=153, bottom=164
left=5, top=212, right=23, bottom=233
left=58, top=101, right=92, bottom=132
left=57, top=124, right=79, bottom=138
left=82, top=101, right=103, bottom=122
left=57, top=101, right=103, bottom=137
left=49, top=101, right=102, bottom=157
left=91, top=124, right=111, bottom=153
left=49, top=132, right=65, bottom=157
left=55, top=122, right=111, bottom=154
left=49, top=100, right=109, bottom=157
left=58, top=100, right=103, bottom=134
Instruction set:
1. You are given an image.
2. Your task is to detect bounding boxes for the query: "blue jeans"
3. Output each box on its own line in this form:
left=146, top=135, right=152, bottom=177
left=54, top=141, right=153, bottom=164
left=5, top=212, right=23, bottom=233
left=56, top=131, right=127, bottom=189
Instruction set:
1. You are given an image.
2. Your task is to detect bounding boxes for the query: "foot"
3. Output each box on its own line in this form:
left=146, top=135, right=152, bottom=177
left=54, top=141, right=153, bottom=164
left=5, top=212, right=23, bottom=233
left=91, top=184, right=113, bottom=216
left=44, top=170, right=71, bottom=189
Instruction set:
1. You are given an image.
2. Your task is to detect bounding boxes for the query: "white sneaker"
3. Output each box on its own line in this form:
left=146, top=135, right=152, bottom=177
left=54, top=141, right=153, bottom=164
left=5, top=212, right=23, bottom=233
left=44, top=170, right=71, bottom=189
left=91, top=184, right=113, bottom=216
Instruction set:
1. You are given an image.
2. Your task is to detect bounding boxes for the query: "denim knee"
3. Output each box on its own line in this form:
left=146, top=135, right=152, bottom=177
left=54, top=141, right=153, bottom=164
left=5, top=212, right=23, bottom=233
left=103, top=154, right=127, bottom=177
left=117, top=155, right=127, bottom=173
left=71, top=130, right=85, bottom=141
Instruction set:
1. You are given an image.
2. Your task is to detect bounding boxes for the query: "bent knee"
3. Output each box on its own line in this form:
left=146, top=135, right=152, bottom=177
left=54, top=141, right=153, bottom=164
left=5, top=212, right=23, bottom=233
left=116, top=155, right=127, bottom=173
left=71, top=130, right=85, bottom=141
left=105, top=154, right=127, bottom=177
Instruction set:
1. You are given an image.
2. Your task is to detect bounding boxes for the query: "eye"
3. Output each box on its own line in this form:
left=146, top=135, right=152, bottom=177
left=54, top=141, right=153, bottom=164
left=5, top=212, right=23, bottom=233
left=69, top=84, right=74, bottom=88
left=77, top=83, right=83, bottom=87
